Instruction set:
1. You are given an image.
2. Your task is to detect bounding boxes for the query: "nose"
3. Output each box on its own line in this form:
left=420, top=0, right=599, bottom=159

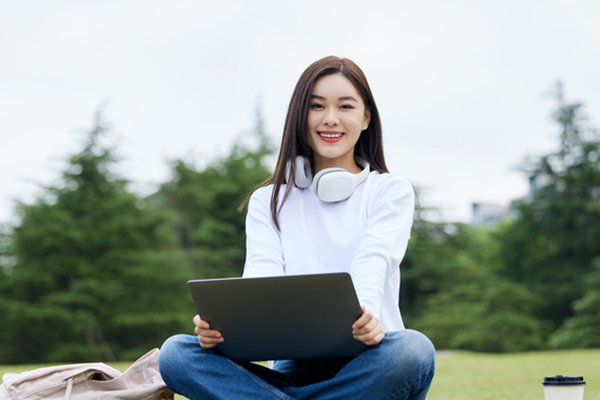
left=323, top=109, right=339, bottom=126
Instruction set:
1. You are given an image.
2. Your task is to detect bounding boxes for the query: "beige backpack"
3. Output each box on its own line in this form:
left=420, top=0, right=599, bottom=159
left=0, top=348, right=173, bottom=400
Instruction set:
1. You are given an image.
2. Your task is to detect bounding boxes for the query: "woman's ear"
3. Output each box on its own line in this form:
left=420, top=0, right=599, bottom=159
left=362, top=109, right=371, bottom=131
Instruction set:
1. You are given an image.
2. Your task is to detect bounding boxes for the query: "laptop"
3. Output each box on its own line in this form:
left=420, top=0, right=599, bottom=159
left=187, top=272, right=367, bottom=362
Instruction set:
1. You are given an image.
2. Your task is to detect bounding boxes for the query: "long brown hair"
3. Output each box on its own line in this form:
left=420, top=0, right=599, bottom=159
left=242, top=56, right=388, bottom=229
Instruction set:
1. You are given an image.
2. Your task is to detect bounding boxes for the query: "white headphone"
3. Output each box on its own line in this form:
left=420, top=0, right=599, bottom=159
left=286, top=156, right=370, bottom=202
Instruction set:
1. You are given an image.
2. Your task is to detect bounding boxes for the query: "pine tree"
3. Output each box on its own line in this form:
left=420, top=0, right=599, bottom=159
left=152, top=106, right=274, bottom=279
left=497, top=82, right=600, bottom=345
left=0, top=111, right=194, bottom=363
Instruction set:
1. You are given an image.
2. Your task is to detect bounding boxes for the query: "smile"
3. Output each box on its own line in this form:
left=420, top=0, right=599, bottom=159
left=318, top=131, right=343, bottom=139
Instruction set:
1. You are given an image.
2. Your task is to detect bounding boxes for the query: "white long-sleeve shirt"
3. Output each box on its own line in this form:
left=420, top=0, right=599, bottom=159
left=242, top=171, right=415, bottom=333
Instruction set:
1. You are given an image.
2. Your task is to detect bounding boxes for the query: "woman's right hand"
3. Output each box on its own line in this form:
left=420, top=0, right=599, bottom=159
left=193, top=314, right=224, bottom=348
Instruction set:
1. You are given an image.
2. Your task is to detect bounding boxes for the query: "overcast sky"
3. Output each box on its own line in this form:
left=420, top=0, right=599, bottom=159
left=1, top=0, right=599, bottom=225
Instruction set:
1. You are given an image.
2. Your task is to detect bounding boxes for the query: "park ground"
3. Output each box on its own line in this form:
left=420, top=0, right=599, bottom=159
left=1, top=349, right=599, bottom=399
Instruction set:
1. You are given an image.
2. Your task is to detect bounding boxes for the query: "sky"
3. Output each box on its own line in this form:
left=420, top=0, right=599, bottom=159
left=1, top=0, right=599, bottom=225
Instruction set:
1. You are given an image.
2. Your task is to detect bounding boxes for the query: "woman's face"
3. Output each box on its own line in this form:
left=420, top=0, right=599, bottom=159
left=306, top=73, right=370, bottom=173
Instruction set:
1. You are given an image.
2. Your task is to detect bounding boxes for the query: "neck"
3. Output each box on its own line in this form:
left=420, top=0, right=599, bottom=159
left=313, top=156, right=362, bottom=175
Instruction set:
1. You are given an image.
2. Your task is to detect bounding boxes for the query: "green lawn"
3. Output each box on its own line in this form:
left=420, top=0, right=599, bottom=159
left=428, top=349, right=600, bottom=400
left=2, top=349, right=599, bottom=399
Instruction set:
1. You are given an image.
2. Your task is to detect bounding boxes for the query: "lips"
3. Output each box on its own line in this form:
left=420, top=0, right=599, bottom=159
left=318, top=131, right=344, bottom=143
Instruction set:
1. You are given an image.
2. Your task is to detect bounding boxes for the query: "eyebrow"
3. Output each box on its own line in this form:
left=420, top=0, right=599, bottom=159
left=310, top=94, right=360, bottom=102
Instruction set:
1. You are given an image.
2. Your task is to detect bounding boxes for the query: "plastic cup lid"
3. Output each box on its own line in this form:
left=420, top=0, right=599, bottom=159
left=542, top=375, right=586, bottom=386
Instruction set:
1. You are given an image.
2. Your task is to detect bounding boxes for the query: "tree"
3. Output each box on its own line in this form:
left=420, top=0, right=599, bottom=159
left=402, top=221, right=546, bottom=352
left=0, top=111, right=194, bottom=363
left=549, top=257, right=600, bottom=348
left=496, top=82, right=600, bottom=345
left=152, top=106, right=274, bottom=279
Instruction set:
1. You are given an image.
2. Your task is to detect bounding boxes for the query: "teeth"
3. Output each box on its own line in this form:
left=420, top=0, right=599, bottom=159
left=320, top=133, right=342, bottom=138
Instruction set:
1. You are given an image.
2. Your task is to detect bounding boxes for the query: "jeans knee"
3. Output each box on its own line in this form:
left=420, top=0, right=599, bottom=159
left=403, top=330, right=435, bottom=367
left=158, top=334, right=193, bottom=383
left=375, top=329, right=435, bottom=397
left=383, top=330, right=435, bottom=375
left=409, top=329, right=434, bottom=354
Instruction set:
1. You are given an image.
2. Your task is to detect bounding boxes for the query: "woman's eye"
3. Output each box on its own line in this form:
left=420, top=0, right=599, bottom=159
left=341, top=104, right=354, bottom=110
left=310, top=103, right=324, bottom=109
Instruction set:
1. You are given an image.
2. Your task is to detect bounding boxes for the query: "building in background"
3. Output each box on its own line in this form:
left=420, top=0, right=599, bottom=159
left=471, top=173, right=551, bottom=227
left=470, top=202, right=508, bottom=228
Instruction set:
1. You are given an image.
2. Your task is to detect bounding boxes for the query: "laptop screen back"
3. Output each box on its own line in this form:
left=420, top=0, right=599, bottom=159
left=187, top=272, right=367, bottom=361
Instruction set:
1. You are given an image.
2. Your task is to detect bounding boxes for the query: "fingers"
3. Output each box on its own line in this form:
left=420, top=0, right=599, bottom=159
left=352, top=306, right=370, bottom=330
left=352, top=307, right=385, bottom=346
left=193, top=314, right=224, bottom=349
left=355, top=326, right=385, bottom=346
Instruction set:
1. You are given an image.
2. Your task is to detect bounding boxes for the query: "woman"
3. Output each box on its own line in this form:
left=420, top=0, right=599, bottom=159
left=159, top=56, right=435, bottom=399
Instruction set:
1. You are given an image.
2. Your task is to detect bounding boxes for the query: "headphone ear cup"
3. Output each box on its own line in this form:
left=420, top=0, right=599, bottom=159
left=292, top=156, right=312, bottom=188
left=313, top=159, right=370, bottom=202
left=313, top=168, right=352, bottom=202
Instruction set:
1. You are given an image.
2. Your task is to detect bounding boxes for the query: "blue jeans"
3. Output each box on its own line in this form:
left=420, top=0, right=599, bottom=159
left=159, top=330, right=435, bottom=400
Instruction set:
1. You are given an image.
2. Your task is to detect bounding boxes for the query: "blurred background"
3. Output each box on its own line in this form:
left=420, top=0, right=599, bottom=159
left=1, top=0, right=599, bottom=364
left=2, top=0, right=599, bottom=224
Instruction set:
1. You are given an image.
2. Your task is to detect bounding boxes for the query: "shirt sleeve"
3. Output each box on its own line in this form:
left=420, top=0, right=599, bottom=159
left=349, top=174, right=415, bottom=319
left=242, top=186, right=286, bottom=278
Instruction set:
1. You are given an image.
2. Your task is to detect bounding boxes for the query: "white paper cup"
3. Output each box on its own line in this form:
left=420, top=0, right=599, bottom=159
left=542, top=375, right=586, bottom=400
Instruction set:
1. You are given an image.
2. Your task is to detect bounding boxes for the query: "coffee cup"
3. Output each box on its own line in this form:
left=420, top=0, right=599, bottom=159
left=542, top=375, right=586, bottom=400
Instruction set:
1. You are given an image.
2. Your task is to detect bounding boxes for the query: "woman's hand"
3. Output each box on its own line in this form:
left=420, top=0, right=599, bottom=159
left=193, top=314, right=224, bottom=349
left=352, top=306, right=385, bottom=346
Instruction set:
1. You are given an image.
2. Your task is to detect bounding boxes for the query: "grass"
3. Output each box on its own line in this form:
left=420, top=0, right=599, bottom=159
left=2, top=350, right=599, bottom=399
left=428, top=349, right=600, bottom=400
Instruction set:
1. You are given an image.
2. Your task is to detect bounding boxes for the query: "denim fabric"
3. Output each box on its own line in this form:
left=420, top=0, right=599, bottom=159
left=158, top=329, right=435, bottom=400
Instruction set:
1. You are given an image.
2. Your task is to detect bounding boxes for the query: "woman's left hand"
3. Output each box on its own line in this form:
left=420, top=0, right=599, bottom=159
left=352, top=306, right=385, bottom=346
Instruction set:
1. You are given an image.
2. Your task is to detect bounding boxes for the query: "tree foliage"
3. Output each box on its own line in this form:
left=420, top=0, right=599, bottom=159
left=402, top=222, right=546, bottom=352
left=549, top=258, right=600, bottom=348
left=496, top=82, right=600, bottom=347
left=0, top=112, right=194, bottom=363
left=401, top=82, right=600, bottom=351
left=150, top=109, right=274, bottom=279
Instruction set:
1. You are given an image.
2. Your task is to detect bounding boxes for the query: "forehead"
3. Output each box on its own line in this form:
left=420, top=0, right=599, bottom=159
left=312, top=73, right=362, bottom=100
